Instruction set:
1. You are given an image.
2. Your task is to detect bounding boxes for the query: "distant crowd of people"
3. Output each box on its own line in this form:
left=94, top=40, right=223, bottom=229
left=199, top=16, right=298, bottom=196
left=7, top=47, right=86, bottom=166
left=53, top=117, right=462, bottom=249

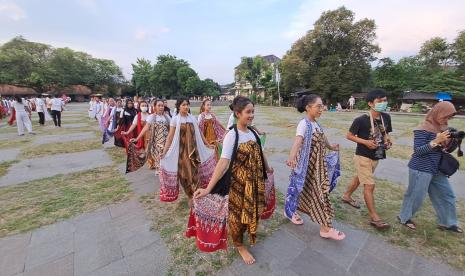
left=0, top=94, right=68, bottom=135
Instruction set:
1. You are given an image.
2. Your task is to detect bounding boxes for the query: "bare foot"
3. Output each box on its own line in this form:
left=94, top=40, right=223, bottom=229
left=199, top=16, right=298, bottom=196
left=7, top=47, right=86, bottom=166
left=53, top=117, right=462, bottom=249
left=237, top=246, right=255, bottom=265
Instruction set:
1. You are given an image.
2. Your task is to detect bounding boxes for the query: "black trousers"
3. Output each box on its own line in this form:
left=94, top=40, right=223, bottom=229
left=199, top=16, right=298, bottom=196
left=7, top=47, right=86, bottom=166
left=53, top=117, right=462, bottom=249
left=38, top=112, right=45, bottom=125
left=51, top=110, right=61, bottom=127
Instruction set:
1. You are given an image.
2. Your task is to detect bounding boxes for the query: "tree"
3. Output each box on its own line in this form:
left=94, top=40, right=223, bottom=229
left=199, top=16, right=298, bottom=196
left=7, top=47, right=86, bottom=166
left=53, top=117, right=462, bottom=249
left=419, top=37, right=452, bottom=69
left=452, top=30, right=465, bottom=72
left=281, top=6, right=380, bottom=101
left=0, top=36, right=125, bottom=94
left=131, top=58, right=153, bottom=95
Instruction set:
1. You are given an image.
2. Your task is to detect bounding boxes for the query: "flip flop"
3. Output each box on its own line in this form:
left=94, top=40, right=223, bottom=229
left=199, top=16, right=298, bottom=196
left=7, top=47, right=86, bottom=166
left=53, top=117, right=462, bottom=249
left=284, top=211, right=304, bottom=225
left=320, top=228, right=346, bottom=241
left=370, top=219, right=390, bottom=230
left=397, top=216, right=416, bottom=230
left=438, top=225, right=464, bottom=233
left=342, top=197, right=361, bottom=209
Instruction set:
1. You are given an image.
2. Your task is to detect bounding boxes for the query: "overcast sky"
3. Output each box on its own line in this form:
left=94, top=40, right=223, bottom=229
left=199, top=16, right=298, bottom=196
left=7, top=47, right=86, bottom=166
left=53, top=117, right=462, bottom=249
left=1, top=0, right=465, bottom=84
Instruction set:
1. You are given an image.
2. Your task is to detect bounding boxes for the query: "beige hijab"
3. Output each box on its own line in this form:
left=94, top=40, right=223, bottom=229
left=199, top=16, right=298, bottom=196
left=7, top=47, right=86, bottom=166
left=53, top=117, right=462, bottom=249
left=418, top=101, right=457, bottom=133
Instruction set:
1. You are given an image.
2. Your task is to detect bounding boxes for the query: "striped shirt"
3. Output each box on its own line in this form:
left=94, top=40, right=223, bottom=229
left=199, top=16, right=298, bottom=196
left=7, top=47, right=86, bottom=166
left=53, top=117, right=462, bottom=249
left=408, top=130, right=441, bottom=174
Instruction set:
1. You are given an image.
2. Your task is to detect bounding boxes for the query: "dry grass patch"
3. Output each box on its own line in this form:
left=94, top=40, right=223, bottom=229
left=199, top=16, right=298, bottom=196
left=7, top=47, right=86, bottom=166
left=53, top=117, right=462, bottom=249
left=0, top=137, right=33, bottom=149
left=20, top=139, right=101, bottom=159
left=140, top=191, right=287, bottom=275
left=0, top=166, right=131, bottom=237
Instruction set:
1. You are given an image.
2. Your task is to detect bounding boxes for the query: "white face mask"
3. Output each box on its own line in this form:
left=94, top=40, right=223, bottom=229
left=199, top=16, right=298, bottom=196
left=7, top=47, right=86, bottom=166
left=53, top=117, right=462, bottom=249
left=141, top=107, right=148, bottom=112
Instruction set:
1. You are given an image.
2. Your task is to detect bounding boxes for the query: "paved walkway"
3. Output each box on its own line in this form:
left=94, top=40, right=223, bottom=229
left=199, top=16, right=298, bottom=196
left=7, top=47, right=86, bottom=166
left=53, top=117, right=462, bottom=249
left=0, top=162, right=170, bottom=276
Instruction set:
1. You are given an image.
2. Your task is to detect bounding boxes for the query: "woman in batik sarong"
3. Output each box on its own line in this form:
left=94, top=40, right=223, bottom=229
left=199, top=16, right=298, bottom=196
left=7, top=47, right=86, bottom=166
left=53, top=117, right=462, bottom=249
left=193, top=96, right=274, bottom=265
left=115, top=99, right=137, bottom=151
left=112, top=99, right=125, bottom=147
left=122, top=101, right=150, bottom=167
left=127, top=99, right=170, bottom=174
left=198, top=99, right=226, bottom=160
left=284, top=94, right=345, bottom=241
left=159, top=97, right=216, bottom=203
left=101, top=98, right=117, bottom=144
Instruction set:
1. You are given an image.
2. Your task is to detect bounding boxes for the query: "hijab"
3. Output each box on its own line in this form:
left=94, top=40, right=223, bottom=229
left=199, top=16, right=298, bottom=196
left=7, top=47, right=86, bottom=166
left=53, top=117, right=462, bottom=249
left=418, top=101, right=456, bottom=133
left=121, top=100, right=137, bottom=126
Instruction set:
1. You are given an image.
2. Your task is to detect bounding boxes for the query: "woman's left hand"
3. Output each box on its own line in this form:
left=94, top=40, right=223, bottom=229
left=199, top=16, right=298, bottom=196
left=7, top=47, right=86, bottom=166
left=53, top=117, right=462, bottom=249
left=331, top=144, right=340, bottom=151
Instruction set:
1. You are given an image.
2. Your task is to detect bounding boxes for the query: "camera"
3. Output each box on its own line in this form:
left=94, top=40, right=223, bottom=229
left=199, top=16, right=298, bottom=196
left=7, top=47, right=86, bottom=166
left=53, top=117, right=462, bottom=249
left=448, top=127, right=464, bottom=157
left=374, top=143, right=386, bottom=160
left=449, top=128, right=465, bottom=139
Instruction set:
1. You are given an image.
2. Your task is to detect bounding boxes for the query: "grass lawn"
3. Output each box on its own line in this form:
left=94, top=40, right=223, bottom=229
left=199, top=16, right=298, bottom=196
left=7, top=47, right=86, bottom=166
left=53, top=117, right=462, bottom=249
left=0, top=160, right=19, bottom=177
left=105, top=146, right=127, bottom=165
left=140, top=191, right=287, bottom=275
left=0, top=166, right=131, bottom=237
left=20, top=139, right=101, bottom=159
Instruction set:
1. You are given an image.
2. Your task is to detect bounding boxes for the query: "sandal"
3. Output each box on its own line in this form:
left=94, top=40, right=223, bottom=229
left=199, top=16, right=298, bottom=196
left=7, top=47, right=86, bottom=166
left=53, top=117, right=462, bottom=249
left=342, top=197, right=361, bottom=209
left=438, top=225, right=464, bottom=233
left=284, top=211, right=304, bottom=225
left=320, top=228, right=346, bottom=241
left=397, top=216, right=416, bottom=230
left=370, top=219, right=390, bottom=230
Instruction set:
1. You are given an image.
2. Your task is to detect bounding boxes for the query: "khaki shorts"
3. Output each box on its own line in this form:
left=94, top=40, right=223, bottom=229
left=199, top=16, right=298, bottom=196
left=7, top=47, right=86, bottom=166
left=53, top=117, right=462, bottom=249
left=354, top=155, right=379, bottom=185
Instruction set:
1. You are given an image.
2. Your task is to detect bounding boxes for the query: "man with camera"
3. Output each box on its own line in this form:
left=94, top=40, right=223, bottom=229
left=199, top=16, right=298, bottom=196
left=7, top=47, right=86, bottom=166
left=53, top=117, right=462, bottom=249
left=342, top=89, right=392, bottom=230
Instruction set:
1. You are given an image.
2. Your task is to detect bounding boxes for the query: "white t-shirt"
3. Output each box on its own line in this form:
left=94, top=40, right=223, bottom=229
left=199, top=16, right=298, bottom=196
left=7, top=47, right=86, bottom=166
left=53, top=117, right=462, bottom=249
left=36, top=98, right=45, bottom=112
left=51, top=98, right=64, bottom=111
left=198, top=113, right=213, bottom=122
left=169, top=115, right=195, bottom=127
left=296, top=119, right=321, bottom=137
left=13, top=100, right=27, bottom=112
left=146, top=114, right=170, bottom=124
left=221, top=128, right=257, bottom=160
left=226, top=113, right=235, bottom=129
left=132, top=112, right=149, bottom=125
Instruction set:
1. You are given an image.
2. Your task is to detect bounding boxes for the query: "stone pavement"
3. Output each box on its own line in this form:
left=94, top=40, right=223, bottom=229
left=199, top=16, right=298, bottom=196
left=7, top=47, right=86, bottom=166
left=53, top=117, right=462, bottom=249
left=0, top=159, right=170, bottom=276
left=0, top=149, right=113, bottom=187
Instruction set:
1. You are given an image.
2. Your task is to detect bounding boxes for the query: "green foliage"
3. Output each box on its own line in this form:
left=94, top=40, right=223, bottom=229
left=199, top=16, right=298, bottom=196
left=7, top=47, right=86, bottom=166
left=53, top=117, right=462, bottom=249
left=131, top=54, right=220, bottom=98
left=281, top=7, right=380, bottom=102
left=355, top=99, right=369, bottom=110
left=0, top=36, right=124, bottom=93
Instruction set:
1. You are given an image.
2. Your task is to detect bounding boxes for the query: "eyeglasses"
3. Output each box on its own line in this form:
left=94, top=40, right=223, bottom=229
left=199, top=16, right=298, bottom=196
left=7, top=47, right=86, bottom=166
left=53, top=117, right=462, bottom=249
left=310, top=104, right=324, bottom=110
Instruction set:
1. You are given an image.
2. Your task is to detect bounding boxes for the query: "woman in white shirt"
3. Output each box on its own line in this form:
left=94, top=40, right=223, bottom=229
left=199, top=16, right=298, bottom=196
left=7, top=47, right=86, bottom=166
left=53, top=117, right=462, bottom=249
left=128, top=99, right=171, bottom=174
left=159, top=97, right=215, bottom=203
left=198, top=99, right=226, bottom=160
left=12, top=96, right=35, bottom=136
left=192, top=96, right=273, bottom=263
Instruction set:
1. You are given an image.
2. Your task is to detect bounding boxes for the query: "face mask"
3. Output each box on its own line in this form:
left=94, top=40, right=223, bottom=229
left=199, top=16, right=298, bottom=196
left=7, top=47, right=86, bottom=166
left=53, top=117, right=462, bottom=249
left=373, top=102, right=387, bottom=112
left=141, top=107, right=148, bottom=112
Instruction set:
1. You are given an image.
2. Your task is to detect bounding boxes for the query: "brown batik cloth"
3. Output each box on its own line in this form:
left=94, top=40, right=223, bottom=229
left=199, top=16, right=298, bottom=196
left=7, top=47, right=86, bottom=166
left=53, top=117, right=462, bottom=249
left=297, top=130, right=334, bottom=227
left=202, top=118, right=220, bottom=160
left=228, top=140, right=266, bottom=247
left=177, top=123, right=201, bottom=199
left=148, top=122, right=169, bottom=171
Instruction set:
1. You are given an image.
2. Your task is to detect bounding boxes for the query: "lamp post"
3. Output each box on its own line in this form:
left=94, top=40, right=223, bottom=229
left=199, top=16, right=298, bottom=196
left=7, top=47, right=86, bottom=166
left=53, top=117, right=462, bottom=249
left=276, top=68, right=281, bottom=107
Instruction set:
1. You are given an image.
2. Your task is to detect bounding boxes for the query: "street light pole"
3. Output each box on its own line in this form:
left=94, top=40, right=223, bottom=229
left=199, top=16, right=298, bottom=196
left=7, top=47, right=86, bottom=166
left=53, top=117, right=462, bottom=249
left=276, top=68, right=281, bottom=107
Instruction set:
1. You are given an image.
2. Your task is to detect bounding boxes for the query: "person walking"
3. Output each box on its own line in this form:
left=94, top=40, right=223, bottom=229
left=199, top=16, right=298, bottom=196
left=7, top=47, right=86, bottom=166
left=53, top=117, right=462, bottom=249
left=50, top=94, right=65, bottom=127
left=11, top=95, right=35, bottom=136
left=398, top=101, right=463, bottom=233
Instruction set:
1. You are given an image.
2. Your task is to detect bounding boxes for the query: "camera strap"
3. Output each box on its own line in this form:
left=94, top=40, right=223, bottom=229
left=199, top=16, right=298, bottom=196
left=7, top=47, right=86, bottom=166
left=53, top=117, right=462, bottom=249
left=369, top=111, right=387, bottom=139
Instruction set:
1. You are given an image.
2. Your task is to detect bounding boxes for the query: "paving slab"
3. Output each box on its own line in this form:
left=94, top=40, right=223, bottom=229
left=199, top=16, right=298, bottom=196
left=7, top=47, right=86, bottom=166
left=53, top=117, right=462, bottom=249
left=31, top=132, right=96, bottom=145
left=0, top=148, right=20, bottom=162
left=62, top=123, right=90, bottom=129
left=0, top=149, right=112, bottom=187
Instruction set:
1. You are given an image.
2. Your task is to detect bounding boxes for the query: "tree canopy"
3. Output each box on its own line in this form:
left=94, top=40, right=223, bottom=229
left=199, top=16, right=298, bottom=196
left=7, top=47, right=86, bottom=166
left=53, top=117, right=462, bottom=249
left=0, top=36, right=124, bottom=93
left=280, top=6, right=380, bottom=101
left=131, top=54, right=220, bottom=98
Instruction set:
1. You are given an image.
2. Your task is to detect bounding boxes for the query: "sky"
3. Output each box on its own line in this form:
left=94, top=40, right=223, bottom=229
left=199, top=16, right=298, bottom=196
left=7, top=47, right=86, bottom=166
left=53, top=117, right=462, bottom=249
left=1, top=0, right=465, bottom=84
